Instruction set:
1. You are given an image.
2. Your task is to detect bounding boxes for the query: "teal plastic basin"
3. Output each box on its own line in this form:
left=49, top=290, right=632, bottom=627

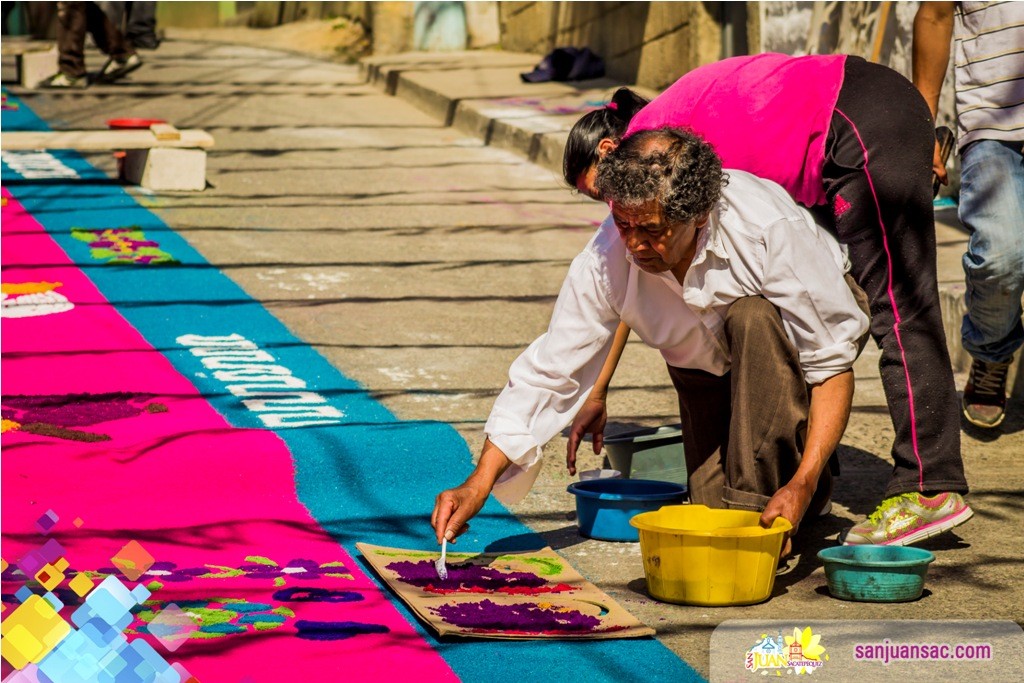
left=818, top=545, right=935, bottom=602
left=603, top=425, right=687, bottom=487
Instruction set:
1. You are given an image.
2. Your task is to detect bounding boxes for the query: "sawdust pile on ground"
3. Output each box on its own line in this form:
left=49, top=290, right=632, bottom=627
left=167, top=18, right=371, bottom=63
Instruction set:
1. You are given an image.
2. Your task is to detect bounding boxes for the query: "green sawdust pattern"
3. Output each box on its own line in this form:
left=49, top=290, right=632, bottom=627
left=370, top=549, right=564, bottom=574
left=131, top=599, right=295, bottom=640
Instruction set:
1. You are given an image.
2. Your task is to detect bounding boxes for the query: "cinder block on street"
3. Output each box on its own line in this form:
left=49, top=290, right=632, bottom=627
left=18, top=46, right=58, bottom=88
left=940, top=282, right=1024, bottom=399
left=122, top=148, right=207, bottom=191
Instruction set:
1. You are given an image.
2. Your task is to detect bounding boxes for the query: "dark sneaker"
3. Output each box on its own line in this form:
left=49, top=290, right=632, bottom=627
left=841, top=492, right=973, bottom=545
left=97, top=53, right=143, bottom=83
left=128, top=34, right=161, bottom=50
left=40, top=72, right=88, bottom=89
left=963, top=358, right=1011, bottom=428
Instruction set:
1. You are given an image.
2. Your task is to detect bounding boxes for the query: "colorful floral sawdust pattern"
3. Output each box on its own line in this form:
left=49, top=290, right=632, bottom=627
left=4, top=556, right=374, bottom=644
left=133, top=599, right=296, bottom=639
left=71, top=227, right=177, bottom=265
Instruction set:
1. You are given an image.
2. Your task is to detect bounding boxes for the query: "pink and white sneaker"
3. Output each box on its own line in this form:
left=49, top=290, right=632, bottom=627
left=841, top=492, right=973, bottom=546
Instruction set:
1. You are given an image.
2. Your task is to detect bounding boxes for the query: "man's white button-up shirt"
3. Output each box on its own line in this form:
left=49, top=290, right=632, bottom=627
left=485, top=170, right=869, bottom=502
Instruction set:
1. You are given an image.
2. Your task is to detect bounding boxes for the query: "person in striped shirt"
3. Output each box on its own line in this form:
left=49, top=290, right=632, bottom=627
left=914, top=1, right=1024, bottom=429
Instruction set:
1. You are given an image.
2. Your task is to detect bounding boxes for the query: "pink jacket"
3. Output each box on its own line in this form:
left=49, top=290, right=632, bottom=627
left=625, top=53, right=847, bottom=207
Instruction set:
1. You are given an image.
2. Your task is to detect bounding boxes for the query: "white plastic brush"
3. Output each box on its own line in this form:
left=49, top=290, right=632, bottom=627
left=435, top=537, right=448, bottom=580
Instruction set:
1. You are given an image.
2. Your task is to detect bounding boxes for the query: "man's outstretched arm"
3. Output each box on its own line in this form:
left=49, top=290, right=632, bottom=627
left=432, top=439, right=511, bottom=544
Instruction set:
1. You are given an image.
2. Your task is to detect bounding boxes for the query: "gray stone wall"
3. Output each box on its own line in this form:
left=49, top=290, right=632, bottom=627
left=498, top=1, right=724, bottom=90
left=755, top=1, right=957, bottom=130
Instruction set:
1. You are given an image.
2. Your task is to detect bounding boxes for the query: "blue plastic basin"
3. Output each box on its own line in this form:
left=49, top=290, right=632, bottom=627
left=818, top=545, right=935, bottom=602
left=567, top=479, right=687, bottom=542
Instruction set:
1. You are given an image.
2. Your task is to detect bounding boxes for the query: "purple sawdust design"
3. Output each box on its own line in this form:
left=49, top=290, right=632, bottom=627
left=137, top=562, right=209, bottom=582
left=237, top=558, right=321, bottom=580
left=1, top=392, right=161, bottom=426
left=386, top=559, right=573, bottom=595
left=45, top=558, right=351, bottom=585
left=2, top=588, right=80, bottom=610
left=1, top=392, right=167, bottom=442
left=294, top=620, right=389, bottom=641
left=432, top=599, right=603, bottom=634
left=273, top=587, right=363, bottom=603
left=234, top=558, right=352, bottom=581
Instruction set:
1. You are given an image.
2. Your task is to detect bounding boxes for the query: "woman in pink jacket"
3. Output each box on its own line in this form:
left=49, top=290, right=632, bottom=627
left=564, top=53, right=971, bottom=547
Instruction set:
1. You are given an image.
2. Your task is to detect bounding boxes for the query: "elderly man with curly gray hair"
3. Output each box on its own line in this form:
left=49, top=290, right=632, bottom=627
left=432, top=127, right=870, bottom=556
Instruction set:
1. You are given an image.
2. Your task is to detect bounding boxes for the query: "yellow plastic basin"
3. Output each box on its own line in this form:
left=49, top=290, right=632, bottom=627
left=630, top=505, right=791, bottom=606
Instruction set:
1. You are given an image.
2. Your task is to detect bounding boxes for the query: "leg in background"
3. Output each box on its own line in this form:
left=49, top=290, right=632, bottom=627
left=86, top=1, right=132, bottom=62
left=959, top=139, right=1024, bottom=427
left=56, top=1, right=88, bottom=79
left=126, top=1, right=159, bottom=49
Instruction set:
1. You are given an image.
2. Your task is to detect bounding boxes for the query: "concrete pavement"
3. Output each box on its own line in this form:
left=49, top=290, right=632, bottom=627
left=5, top=37, right=1022, bottom=679
left=361, top=49, right=1024, bottom=394
left=357, top=55, right=1024, bottom=676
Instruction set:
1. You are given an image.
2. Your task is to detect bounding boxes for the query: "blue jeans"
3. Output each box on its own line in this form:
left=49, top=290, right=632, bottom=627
left=959, top=139, right=1024, bottom=364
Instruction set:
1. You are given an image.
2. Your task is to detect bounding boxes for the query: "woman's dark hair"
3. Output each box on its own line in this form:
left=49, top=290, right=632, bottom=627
left=562, top=87, right=650, bottom=188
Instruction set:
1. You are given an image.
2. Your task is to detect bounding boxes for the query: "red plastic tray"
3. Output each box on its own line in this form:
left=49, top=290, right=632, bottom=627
left=106, top=118, right=167, bottom=130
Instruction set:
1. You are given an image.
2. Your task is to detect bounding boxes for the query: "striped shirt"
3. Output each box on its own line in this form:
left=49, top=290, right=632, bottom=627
left=953, top=1, right=1024, bottom=149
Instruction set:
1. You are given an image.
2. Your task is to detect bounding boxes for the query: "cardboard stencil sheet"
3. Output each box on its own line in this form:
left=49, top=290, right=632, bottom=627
left=357, top=543, right=655, bottom=640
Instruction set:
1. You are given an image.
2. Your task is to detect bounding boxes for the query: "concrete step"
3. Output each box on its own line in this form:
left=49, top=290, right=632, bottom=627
left=361, top=50, right=1023, bottom=402
left=359, top=50, right=658, bottom=173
